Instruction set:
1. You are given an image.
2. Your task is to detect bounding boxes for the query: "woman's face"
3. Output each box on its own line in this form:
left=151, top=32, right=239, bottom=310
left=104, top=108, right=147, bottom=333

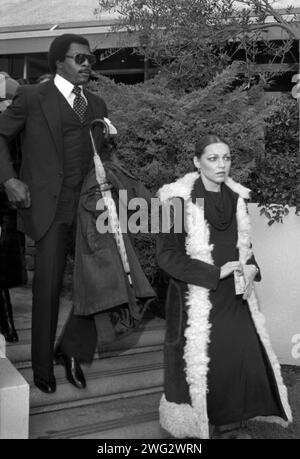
left=194, top=142, right=231, bottom=186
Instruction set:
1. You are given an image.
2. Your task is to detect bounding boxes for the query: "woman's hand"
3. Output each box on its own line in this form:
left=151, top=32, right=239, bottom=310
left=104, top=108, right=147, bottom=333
left=220, top=261, right=242, bottom=280
left=242, top=264, right=258, bottom=300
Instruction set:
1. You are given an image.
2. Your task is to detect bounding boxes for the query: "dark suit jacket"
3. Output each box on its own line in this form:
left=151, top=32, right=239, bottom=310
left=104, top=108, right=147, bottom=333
left=0, top=80, right=107, bottom=241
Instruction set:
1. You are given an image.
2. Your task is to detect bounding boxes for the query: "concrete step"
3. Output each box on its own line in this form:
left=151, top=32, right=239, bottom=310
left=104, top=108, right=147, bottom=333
left=7, top=316, right=165, bottom=368
left=30, top=390, right=168, bottom=439
left=9, top=285, right=167, bottom=440
left=21, top=350, right=164, bottom=414
left=7, top=286, right=166, bottom=368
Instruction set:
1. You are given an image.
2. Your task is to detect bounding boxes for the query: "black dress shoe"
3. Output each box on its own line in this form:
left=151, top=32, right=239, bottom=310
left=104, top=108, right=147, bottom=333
left=33, top=374, right=56, bottom=394
left=54, top=349, right=86, bottom=389
left=0, top=289, right=19, bottom=343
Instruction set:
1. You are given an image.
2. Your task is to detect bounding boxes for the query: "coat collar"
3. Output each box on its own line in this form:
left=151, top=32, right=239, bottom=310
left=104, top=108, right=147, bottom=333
left=158, top=172, right=251, bottom=202
left=84, top=89, right=99, bottom=119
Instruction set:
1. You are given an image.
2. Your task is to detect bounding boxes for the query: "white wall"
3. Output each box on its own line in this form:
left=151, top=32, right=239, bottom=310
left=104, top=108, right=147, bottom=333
left=249, top=204, right=300, bottom=366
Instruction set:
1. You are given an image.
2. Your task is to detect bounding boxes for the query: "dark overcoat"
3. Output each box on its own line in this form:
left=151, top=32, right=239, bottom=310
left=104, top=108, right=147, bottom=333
left=156, top=172, right=292, bottom=439
left=73, top=162, right=156, bottom=315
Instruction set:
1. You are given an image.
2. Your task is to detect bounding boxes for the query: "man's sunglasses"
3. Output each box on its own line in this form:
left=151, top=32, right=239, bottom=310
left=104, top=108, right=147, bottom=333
left=65, top=53, right=97, bottom=65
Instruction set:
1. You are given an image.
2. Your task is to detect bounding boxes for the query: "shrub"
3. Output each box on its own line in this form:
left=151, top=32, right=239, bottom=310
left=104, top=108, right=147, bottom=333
left=245, top=96, right=300, bottom=225
left=88, top=63, right=298, bottom=309
left=90, top=61, right=272, bottom=189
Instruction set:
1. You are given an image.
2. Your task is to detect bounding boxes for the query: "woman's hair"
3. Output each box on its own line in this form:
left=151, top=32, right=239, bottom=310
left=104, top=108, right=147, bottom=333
left=195, top=134, right=228, bottom=158
left=48, top=34, right=90, bottom=73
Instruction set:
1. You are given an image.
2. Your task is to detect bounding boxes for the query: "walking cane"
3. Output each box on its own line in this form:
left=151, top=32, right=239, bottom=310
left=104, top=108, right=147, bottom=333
left=89, top=119, right=133, bottom=285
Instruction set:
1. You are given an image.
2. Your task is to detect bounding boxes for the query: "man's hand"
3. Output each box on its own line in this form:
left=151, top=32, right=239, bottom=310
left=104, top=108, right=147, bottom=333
left=4, top=177, right=31, bottom=208
left=242, top=264, right=258, bottom=300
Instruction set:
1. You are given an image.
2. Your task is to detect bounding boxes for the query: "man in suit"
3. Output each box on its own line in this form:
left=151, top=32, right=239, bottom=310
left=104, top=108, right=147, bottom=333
left=0, top=34, right=107, bottom=393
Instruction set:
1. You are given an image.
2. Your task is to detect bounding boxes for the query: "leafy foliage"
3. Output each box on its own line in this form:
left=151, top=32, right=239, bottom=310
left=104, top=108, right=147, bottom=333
left=245, top=95, right=300, bottom=224
left=90, top=61, right=273, bottom=191
left=96, top=0, right=297, bottom=91
left=88, top=64, right=298, bottom=298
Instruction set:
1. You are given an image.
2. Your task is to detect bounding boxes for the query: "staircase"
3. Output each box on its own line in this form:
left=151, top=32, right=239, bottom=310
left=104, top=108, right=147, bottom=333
left=7, top=286, right=168, bottom=439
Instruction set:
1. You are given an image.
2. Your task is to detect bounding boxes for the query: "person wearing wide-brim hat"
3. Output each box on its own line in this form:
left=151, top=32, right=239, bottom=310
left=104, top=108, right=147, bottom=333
left=0, top=71, right=27, bottom=342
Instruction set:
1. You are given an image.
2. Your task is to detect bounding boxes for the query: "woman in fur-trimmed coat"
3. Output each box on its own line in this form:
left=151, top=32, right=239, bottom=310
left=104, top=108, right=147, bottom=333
left=156, top=135, right=292, bottom=439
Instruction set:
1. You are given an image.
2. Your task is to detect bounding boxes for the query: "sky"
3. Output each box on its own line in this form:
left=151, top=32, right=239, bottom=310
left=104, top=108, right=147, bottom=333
left=0, top=0, right=108, bottom=27
left=0, top=0, right=299, bottom=28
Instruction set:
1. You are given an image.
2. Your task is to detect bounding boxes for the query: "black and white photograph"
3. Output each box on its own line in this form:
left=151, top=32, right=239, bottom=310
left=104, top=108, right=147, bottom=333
left=0, top=0, right=299, bottom=447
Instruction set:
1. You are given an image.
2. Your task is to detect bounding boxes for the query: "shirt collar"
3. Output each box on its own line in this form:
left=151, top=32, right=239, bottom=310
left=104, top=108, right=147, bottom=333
left=54, top=74, right=83, bottom=99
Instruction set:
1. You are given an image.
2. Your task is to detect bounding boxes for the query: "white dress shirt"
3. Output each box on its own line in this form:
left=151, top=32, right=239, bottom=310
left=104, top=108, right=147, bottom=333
left=54, top=74, right=87, bottom=107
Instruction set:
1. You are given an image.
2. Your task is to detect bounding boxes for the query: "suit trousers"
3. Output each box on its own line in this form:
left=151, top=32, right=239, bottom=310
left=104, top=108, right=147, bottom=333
left=31, top=187, right=97, bottom=380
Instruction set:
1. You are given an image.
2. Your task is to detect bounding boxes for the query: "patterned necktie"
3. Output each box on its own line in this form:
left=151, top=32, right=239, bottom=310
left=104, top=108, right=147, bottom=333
left=72, top=85, right=87, bottom=123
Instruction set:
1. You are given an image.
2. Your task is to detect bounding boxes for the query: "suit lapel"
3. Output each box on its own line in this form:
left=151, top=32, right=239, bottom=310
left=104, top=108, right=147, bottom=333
left=85, top=89, right=105, bottom=119
left=38, top=81, right=64, bottom=166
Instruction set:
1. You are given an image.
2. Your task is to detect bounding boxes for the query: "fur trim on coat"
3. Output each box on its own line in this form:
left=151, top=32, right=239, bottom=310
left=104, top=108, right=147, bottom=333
left=157, top=172, right=292, bottom=439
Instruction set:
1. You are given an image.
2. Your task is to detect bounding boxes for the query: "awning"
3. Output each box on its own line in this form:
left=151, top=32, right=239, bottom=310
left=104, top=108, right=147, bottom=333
left=0, top=20, right=139, bottom=55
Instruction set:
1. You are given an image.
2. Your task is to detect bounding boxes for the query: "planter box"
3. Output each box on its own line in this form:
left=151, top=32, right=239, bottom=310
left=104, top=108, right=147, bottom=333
left=249, top=204, right=300, bottom=366
left=0, top=335, right=29, bottom=439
